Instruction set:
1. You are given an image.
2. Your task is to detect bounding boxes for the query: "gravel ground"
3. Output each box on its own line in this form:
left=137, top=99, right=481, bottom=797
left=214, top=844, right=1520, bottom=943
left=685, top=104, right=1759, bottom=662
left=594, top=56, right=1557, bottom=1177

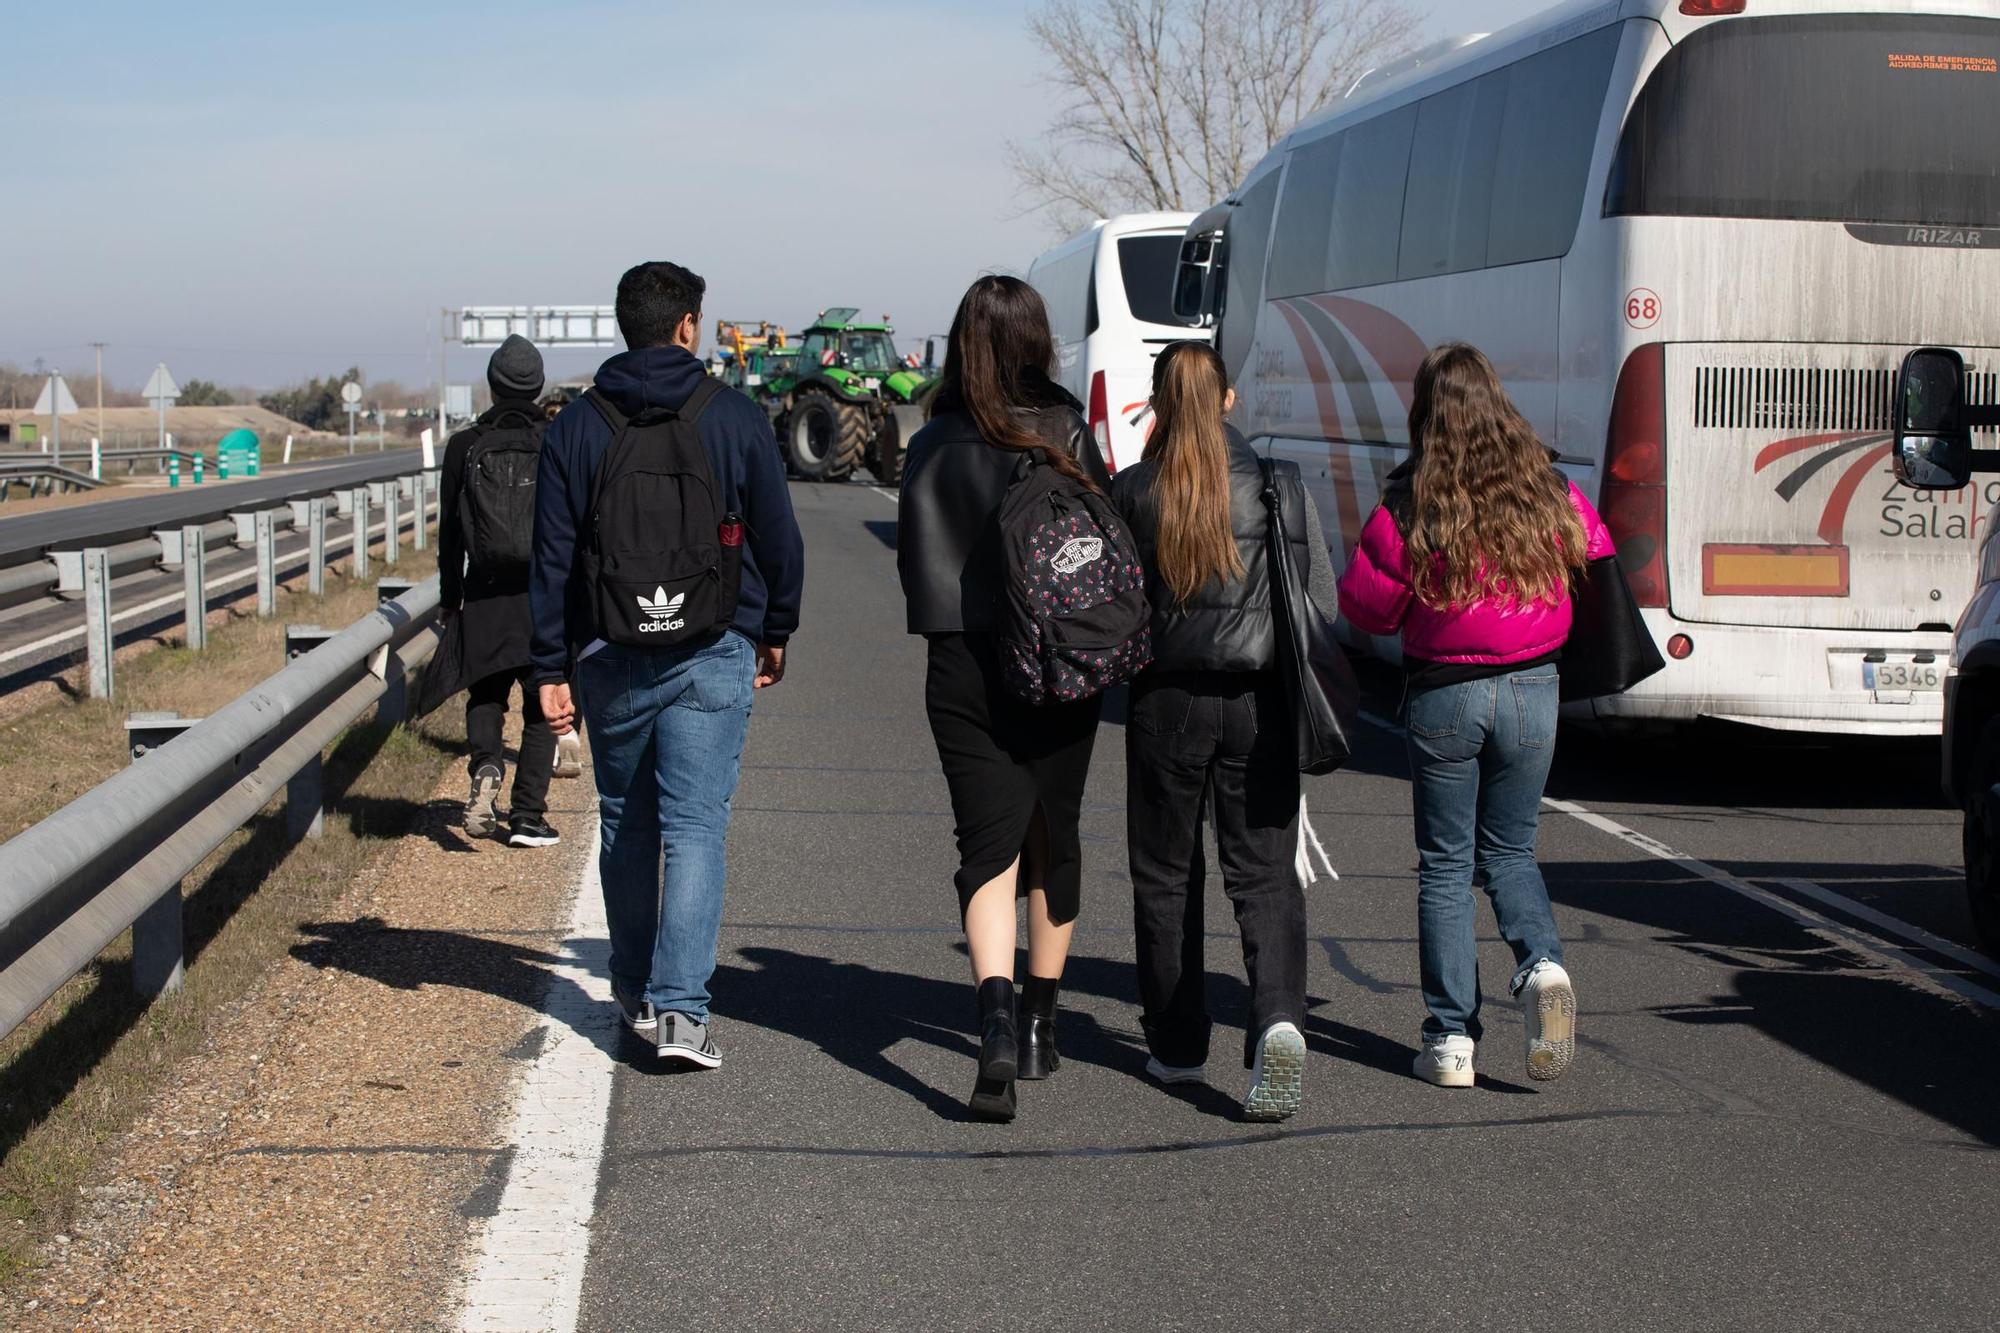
left=18, top=718, right=595, bottom=1330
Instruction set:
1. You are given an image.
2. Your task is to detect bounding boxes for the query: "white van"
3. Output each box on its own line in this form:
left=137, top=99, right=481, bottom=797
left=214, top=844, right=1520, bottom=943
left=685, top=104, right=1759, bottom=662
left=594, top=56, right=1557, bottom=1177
left=1026, top=211, right=1203, bottom=473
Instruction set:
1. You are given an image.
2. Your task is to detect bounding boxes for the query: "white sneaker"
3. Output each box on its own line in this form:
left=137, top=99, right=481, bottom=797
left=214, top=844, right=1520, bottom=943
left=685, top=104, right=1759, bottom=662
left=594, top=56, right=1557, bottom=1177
left=1413, top=1034, right=1476, bottom=1088
left=1145, top=1056, right=1207, bottom=1086
left=553, top=733, right=584, bottom=779
left=1520, top=960, right=1576, bottom=1082
left=1243, top=1021, right=1306, bottom=1121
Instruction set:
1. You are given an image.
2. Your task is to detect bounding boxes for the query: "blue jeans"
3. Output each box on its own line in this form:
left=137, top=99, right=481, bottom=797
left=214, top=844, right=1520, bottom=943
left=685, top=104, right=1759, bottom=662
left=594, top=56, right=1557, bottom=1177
left=575, top=633, right=755, bottom=1021
left=1404, top=666, right=1565, bottom=1041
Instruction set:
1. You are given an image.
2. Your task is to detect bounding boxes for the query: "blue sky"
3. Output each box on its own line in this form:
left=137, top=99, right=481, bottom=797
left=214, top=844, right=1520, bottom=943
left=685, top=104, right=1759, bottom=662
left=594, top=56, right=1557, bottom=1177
left=0, top=0, right=1551, bottom=392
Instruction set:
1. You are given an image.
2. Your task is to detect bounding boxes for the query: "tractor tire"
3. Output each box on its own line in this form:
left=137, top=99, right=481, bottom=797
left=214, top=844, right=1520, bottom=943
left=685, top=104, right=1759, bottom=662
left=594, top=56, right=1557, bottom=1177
left=787, top=389, right=865, bottom=482
left=873, top=404, right=924, bottom=487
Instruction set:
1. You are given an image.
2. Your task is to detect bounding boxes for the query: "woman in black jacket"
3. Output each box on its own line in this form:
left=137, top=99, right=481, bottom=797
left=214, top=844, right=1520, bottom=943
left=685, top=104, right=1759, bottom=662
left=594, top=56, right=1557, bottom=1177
left=898, top=275, right=1111, bottom=1123
left=1111, top=341, right=1337, bottom=1122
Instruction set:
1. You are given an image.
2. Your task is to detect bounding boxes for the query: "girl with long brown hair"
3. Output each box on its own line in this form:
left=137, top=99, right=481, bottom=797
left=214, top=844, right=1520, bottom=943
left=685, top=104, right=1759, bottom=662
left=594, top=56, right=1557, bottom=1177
left=1110, top=341, right=1338, bottom=1121
left=1338, top=342, right=1614, bottom=1089
left=897, top=275, right=1110, bottom=1122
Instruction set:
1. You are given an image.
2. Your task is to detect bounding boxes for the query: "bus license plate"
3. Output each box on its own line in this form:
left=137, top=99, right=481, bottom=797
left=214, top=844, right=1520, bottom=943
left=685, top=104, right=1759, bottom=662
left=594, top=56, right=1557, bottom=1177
left=1863, top=658, right=1942, bottom=693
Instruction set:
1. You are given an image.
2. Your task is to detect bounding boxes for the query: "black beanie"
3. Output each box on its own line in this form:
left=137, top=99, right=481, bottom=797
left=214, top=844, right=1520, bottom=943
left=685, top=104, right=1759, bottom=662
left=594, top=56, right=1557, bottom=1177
left=488, top=334, right=544, bottom=400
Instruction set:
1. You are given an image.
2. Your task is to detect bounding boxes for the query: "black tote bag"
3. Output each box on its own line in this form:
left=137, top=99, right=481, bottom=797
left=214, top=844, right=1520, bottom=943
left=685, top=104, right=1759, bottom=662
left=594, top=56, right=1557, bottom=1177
left=1559, top=554, right=1666, bottom=702
left=1259, top=460, right=1360, bottom=775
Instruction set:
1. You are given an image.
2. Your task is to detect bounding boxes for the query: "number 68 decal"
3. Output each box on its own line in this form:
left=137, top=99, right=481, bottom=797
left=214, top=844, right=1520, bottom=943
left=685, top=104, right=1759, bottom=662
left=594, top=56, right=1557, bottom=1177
left=1625, top=288, right=1662, bottom=330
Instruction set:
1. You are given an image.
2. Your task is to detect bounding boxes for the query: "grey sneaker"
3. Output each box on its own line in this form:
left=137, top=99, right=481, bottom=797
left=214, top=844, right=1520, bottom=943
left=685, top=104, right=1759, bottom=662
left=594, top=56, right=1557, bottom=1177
left=465, top=764, right=502, bottom=837
left=1242, top=1021, right=1305, bottom=1121
left=656, top=1012, right=722, bottom=1069
left=553, top=733, right=584, bottom=780
left=611, top=977, right=656, bottom=1037
left=1145, top=1056, right=1207, bottom=1086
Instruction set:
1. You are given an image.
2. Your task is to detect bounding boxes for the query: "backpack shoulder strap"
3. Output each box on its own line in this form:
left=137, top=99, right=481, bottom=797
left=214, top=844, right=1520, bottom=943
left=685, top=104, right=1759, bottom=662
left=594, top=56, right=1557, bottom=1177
left=680, top=375, right=725, bottom=424
left=583, top=387, right=626, bottom=433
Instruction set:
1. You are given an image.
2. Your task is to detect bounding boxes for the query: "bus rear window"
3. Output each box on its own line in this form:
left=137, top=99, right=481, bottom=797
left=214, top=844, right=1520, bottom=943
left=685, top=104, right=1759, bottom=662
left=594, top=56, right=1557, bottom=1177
left=1607, top=14, right=2000, bottom=228
left=1118, top=234, right=1182, bottom=326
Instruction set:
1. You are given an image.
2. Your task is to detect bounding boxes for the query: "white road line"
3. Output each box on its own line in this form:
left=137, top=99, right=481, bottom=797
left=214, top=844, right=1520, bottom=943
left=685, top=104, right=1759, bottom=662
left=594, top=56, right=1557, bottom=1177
left=0, top=514, right=416, bottom=667
left=457, top=829, right=615, bottom=1333
left=1773, top=875, right=2000, bottom=983
left=867, top=485, right=899, bottom=504
left=1355, top=708, right=2000, bottom=1011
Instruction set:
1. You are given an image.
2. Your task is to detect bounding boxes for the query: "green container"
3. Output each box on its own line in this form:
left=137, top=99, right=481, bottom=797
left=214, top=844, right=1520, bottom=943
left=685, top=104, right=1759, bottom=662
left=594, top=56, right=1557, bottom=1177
left=217, top=429, right=259, bottom=480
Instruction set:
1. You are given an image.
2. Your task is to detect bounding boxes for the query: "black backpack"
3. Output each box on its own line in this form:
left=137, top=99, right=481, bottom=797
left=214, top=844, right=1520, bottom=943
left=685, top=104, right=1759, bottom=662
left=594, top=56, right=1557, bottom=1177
left=581, top=380, right=742, bottom=649
left=459, top=407, right=544, bottom=581
left=996, top=448, right=1152, bottom=704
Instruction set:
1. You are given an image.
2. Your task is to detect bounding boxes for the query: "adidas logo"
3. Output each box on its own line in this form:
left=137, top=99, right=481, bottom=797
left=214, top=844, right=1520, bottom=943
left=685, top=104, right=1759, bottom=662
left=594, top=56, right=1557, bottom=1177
left=1050, top=536, right=1104, bottom=575
left=637, top=586, right=686, bottom=633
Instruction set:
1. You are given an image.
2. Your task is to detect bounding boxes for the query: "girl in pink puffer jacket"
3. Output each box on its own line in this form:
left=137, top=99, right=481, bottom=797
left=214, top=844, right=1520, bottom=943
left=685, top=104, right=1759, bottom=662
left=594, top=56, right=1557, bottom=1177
left=1336, top=343, right=1613, bottom=1092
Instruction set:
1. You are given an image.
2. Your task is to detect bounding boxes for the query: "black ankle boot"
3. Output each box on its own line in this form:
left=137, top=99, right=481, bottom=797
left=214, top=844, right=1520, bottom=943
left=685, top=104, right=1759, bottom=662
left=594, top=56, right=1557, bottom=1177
left=975, top=977, right=1018, bottom=1084
left=1018, top=975, right=1061, bottom=1080
left=967, top=1075, right=1017, bottom=1122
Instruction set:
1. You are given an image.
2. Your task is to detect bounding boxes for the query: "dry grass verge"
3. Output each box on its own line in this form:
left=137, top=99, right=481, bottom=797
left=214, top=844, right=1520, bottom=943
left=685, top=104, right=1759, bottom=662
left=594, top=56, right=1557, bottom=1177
left=0, top=548, right=461, bottom=1290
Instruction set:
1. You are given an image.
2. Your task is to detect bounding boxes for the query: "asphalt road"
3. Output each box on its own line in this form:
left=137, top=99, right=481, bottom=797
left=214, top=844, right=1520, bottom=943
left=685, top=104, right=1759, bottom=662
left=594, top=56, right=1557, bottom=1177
left=576, top=481, right=1998, bottom=1332
left=0, top=449, right=424, bottom=566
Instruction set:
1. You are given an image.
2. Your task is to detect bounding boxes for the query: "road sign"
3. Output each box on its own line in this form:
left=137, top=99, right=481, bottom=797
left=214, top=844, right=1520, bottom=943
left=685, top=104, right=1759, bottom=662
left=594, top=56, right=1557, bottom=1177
left=340, top=381, right=362, bottom=407
left=141, top=363, right=180, bottom=405
left=455, top=305, right=617, bottom=347
left=143, top=363, right=179, bottom=453
left=34, top=373, right=79, bottom=468
left=33, top=373, right=79, bottom=417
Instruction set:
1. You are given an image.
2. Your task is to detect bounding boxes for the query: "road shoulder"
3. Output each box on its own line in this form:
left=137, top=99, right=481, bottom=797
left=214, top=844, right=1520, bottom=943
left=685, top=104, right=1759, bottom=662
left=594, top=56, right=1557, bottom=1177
left=20, top=729, right=595, bottom=1329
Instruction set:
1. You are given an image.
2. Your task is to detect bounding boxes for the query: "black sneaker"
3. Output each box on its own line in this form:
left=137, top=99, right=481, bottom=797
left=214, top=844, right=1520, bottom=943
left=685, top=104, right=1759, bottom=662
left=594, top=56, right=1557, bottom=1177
left=465, top=764, right=502, bottom=837
left=507, top=814, right=560, bottom=848
left=611, top=977, right=657, bottom=1037
left=656, top=1012, right=722, bottom=1069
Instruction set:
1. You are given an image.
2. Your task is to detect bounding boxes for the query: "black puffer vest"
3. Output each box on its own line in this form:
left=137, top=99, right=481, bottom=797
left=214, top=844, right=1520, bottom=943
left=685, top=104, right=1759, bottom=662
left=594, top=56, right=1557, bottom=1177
left=1111, top=431, right=1307, bottom=674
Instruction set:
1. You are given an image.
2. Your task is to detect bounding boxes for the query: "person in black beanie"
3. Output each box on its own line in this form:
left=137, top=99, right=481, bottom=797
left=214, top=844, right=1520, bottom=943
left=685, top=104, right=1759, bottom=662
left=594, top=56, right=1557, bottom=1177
left=440, top=334, right=561, bottom=847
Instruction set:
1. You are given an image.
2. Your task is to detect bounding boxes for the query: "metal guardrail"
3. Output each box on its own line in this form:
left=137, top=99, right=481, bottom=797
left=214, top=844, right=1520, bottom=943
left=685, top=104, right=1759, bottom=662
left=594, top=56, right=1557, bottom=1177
left=0, top=468, right=437, bottom=610
left=0, top=461, right=104, bottom=500
left=0, top=577, right=444, bottom=1040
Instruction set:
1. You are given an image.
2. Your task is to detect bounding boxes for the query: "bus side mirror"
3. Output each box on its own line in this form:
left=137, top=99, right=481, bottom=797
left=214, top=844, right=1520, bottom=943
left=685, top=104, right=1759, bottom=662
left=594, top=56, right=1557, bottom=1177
left=1173, top=232, right=1223, bottom=328
left=1893, top=347, right=1972, bottom=490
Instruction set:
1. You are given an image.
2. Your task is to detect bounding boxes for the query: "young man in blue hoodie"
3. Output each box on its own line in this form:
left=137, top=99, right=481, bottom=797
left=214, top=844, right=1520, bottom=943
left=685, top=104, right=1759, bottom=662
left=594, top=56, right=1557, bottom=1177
left=530, top=261, right=804, bottom=1068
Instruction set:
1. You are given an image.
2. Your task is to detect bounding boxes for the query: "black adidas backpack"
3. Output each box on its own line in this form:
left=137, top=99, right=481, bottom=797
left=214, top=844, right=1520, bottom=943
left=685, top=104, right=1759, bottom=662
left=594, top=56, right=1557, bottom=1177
left=459, top=406, right=544, bottom=581
left=996, top=448, right=1152, bottom=705
left=581, top=379, right=743, bottom=649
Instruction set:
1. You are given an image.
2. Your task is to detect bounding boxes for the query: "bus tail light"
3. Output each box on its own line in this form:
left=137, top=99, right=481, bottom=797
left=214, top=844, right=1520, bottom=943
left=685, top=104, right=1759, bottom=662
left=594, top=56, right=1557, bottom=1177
left=1088, top=370, right=1113, bottom=470
left=1679, top=0, right=1746, bottom=14
left=1602, top=342, right=1669, bottom=608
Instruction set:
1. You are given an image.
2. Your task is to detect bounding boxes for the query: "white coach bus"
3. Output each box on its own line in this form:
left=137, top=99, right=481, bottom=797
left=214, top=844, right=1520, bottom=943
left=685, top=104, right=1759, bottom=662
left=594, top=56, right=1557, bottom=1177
left=1174, top=0, right=2000, bottom=735
left=1028, top=212, right=1203, bottom=473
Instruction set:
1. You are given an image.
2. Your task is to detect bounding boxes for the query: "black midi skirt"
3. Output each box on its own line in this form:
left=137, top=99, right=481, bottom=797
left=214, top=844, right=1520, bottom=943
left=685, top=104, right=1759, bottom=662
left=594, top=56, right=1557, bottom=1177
left=924, top=632, right=1101, bottom=924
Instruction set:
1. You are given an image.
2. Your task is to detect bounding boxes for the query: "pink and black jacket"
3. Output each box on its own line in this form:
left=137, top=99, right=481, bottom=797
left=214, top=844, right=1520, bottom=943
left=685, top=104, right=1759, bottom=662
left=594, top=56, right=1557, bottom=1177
left=1337, top=475, right=1615, bottom=674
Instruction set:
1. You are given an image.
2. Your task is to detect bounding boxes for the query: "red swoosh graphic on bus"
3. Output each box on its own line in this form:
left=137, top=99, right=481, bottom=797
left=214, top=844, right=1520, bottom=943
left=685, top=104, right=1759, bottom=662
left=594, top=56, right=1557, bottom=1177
left=1276, top=301, right=1366, bottom=551
left=1754, top=432, right=1864, bottom=473
left=1817, top=442, right=1894, bottom=544
left=1307, top=295, right=1429, bottom=410
left=1277, top=301, right=1344, bottom=442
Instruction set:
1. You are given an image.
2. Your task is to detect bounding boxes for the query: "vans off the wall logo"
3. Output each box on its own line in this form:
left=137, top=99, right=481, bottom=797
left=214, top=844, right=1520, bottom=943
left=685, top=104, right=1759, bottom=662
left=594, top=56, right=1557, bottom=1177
left=637, top=586, right=686, bottom=633
left=1050, top=536, right=1104, bottom=575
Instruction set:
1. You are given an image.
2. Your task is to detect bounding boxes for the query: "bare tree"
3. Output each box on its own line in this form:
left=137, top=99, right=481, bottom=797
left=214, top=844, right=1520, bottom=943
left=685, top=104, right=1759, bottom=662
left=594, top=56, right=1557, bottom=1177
left=1010, top=0, right=1421, bottom=228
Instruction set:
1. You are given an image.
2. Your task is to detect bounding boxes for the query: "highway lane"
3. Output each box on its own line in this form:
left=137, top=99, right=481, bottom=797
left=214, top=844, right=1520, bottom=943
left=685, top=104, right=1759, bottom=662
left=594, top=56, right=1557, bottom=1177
left=0, top=499, right=432, bottom=691
left=562, top=482, right=1996, bottom=1332
left=0, top=449, right=425, bottom=566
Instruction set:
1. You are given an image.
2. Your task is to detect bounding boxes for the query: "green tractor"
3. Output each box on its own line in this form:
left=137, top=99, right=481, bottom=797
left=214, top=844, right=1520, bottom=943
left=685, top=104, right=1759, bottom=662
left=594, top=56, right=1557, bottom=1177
left=760, top=308, right=934, bottom=485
